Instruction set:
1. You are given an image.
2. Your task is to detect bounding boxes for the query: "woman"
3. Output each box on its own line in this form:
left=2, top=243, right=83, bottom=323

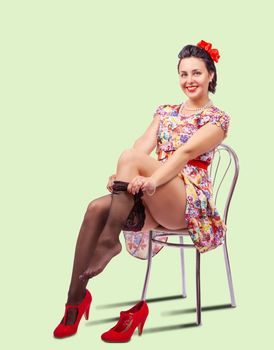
left=53, top=39, right=230, bottom=342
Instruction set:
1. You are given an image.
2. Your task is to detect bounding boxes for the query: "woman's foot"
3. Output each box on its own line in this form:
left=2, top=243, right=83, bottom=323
left=63, top=308, right=78, bottom=325
left=79, top=239, right=122, bottom=280
left=64, top=292, right=87, bottom=325
left=53, top=289, right=92, bottom=338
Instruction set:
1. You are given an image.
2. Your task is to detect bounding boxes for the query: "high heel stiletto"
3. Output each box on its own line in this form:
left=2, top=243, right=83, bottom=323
left=53, top=289, right=92, bottom=338
left=101, top=300, right=149, bottom=342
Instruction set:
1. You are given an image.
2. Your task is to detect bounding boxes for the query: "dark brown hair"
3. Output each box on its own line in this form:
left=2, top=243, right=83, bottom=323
left=177, top=44, right=217, bottom=94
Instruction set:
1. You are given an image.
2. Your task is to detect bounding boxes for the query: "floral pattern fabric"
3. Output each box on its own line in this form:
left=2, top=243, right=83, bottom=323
left=123, top=103, right=231, bottom=258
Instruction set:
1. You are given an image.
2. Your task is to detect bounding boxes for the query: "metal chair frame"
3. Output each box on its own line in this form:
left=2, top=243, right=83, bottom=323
left=140, top=143, right=240, bottom=325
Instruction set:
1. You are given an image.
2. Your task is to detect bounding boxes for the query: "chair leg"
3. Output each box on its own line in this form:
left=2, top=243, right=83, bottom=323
left=196, top=249, right=202, bottom=325
left=223, top=238, right=236, bottom=307
left=179, top=236, right=187, bottom=298
left=141, top=230, right=153, bottom=301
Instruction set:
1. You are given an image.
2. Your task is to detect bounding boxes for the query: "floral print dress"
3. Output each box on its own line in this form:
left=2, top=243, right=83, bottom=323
left=122, top=103, right=231, bottom=259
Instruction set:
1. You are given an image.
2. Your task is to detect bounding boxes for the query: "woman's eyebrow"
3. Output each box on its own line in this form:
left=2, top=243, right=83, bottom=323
left=180, top=69, right=201, bottom=73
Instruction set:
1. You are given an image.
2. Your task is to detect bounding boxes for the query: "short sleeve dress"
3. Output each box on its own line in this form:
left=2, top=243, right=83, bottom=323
left=122, top=103, right=231, bottom=259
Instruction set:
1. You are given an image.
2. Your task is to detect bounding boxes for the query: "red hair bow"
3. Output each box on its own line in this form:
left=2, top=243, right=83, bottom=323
left=196, top=40, right=220, bottom=63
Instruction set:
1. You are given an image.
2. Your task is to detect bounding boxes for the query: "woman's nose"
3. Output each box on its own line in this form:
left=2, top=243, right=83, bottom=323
left=186, top=75, right=194, bottom=84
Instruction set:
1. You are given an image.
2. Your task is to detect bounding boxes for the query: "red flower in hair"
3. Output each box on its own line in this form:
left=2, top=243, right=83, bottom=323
left=197, top=40, right=220, bottom=63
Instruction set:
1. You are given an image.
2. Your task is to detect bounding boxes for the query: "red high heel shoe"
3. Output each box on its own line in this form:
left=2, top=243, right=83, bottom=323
left=53, top=289, right=92, bottom=338
left=101, top=300, right=149, bottom=343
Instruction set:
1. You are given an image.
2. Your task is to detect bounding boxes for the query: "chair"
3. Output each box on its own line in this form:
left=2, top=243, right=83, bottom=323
left=140, top=143, right=239, bottom=325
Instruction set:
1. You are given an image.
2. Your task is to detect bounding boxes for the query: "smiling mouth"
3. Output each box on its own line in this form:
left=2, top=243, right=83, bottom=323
left=186, top=86, right=198, bottom=92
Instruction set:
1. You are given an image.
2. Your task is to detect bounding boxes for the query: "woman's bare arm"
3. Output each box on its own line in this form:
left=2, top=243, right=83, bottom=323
left=150, top=122, right=226, bottom=188
left=132, top=115, right=160, bottom=155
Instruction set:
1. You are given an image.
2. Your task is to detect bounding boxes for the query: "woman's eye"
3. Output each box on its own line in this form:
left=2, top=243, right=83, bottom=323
left=195, top=72, right=201, bottom=75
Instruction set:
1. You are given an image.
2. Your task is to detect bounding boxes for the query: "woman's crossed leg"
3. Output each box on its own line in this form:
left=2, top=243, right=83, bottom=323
left=79, top=148, right=188, bottom=281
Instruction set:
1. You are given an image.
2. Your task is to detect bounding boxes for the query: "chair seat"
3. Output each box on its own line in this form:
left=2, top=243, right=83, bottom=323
left=151, top=225, right=189, bottom=235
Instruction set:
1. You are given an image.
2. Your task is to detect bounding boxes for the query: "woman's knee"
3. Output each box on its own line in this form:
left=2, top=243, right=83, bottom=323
left=85, top=196, right=112, bottom=221
left=118, top=148, right=140, bottom=164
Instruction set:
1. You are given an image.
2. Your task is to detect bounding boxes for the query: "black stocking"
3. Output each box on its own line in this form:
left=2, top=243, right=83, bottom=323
left=113, top=181, right=146, bottom=233
left=78, top=181, right=146, bottom=279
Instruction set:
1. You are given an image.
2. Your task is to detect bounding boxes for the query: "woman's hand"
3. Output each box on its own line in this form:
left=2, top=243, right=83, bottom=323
left=127, top=176, right=156, bottom=196
left=106, top=174, right=117, bottom=193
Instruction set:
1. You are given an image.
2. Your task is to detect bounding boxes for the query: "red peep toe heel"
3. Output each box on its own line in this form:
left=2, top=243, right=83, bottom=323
left=101, top=300, right=149, bottom=343
left=53, top=289, right=92, bottom=338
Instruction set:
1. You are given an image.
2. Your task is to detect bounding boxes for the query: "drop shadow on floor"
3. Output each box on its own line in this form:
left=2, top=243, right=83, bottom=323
left=85, top=294, right=235, bottom=332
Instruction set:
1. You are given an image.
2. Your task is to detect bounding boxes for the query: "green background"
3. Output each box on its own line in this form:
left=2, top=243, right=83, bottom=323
left=1, top=0, right=273, bottom=348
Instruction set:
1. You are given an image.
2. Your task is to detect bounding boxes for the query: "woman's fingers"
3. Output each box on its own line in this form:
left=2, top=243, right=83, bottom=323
left=130, top=177, right=145, bottom=195
left=110, top=175, right=155, bottom=195
left=107, top=174, right=116, bottom=193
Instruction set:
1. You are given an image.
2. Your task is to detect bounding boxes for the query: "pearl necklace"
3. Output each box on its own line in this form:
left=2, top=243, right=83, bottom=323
left=179, top=99, right=213, bottom=116
left=184, top=99, right=213, bottom=111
